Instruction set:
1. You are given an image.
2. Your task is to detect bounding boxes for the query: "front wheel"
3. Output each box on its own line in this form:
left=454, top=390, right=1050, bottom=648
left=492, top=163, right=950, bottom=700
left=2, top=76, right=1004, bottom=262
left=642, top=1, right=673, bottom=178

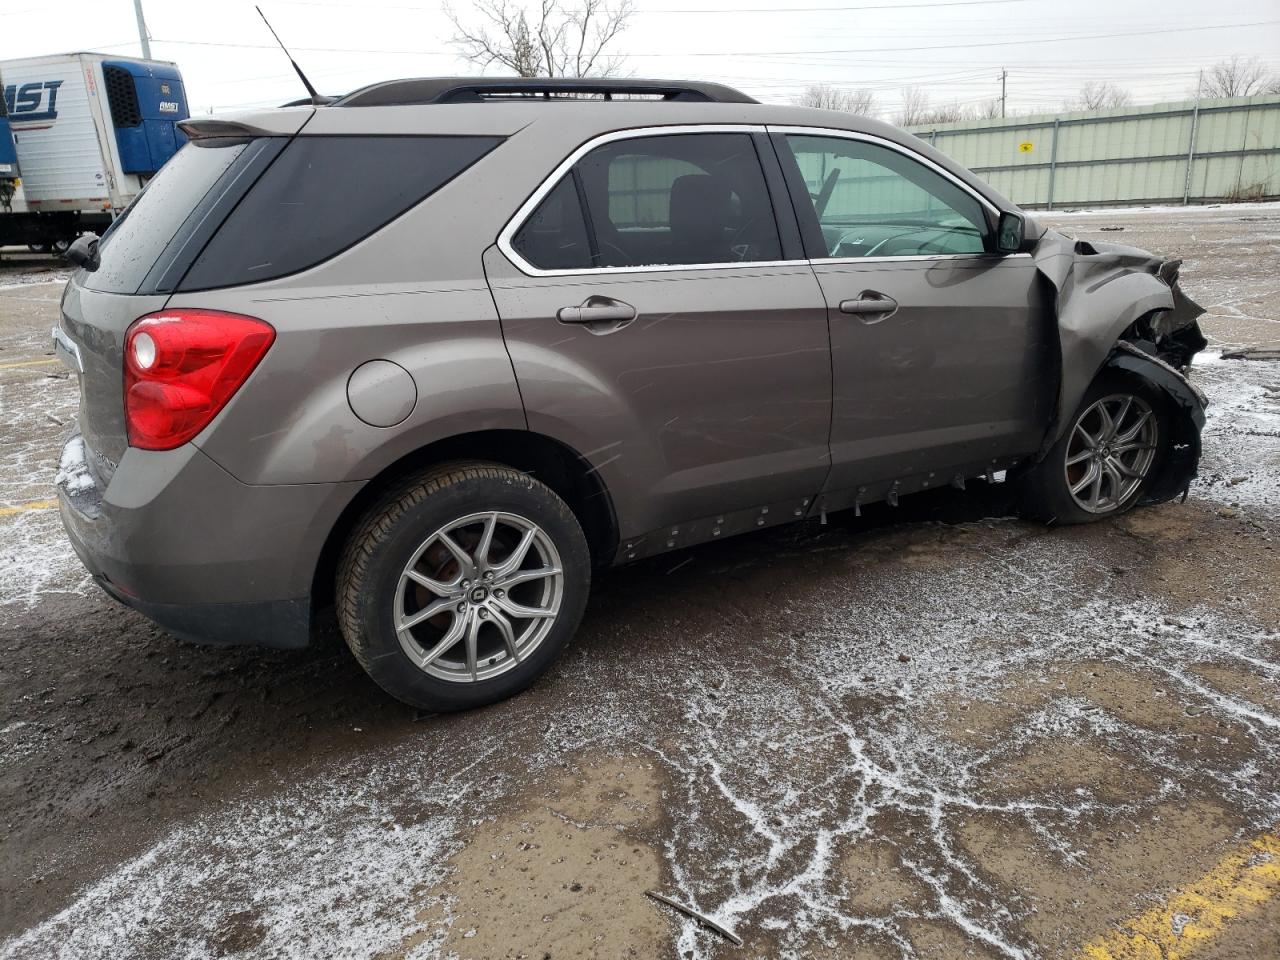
left=336, top=462, right=591, bottom=711
left=1019, top=372, right=1168, bottom=524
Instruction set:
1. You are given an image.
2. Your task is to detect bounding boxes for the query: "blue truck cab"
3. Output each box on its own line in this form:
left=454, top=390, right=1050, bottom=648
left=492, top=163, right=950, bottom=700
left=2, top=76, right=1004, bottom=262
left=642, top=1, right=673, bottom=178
left=101, top=59, right=189, bottom=176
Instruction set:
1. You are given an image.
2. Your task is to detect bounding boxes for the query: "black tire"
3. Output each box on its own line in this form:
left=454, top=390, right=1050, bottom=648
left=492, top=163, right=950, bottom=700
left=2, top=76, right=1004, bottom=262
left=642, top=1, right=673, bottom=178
left=27, top=243, right=50, bottom=254
left=336, top=461, right=591, bottom=711
left=1019, top=371, right=1171, bottom=525
left=51, top=238, right=72, bottom=255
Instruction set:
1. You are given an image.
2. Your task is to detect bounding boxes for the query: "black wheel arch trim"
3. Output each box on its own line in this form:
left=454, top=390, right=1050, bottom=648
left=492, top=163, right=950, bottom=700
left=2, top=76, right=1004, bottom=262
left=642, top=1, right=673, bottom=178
left=1104, top=341, right=1207, bottom=506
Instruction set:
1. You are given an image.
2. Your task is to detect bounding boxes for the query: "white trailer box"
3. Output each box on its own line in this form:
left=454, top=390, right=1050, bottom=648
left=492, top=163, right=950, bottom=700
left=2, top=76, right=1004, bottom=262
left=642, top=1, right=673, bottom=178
left=0, top=52, right=189, bottom=247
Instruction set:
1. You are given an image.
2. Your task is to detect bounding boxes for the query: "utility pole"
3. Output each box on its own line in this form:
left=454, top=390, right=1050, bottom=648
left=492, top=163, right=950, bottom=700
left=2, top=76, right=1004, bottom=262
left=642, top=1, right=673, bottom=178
left=999, top=67, right=1007, bottom=118
left=133, top=0, right=152, bottom=59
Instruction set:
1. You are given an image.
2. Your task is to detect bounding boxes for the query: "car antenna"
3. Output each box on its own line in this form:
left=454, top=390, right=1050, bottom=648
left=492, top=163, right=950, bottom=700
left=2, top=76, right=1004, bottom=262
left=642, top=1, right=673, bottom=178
left=255, top=5, right=325, bottom=105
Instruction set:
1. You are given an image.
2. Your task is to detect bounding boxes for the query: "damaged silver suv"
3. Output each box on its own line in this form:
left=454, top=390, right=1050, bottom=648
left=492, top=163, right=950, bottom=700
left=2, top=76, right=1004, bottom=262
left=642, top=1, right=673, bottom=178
left=54, top=77, right=1207, bottom=711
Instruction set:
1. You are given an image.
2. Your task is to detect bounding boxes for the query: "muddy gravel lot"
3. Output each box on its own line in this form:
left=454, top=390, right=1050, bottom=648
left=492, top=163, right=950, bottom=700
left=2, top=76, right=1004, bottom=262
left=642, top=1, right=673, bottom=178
left=1, top=205, right=1279, bottom=959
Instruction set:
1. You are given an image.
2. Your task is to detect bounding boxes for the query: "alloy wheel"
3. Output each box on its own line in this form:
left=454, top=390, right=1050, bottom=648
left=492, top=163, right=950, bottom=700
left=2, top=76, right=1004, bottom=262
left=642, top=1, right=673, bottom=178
left=393, top=511, right=564, bottom=682
left=1063, top=393, right=1158, bottom=514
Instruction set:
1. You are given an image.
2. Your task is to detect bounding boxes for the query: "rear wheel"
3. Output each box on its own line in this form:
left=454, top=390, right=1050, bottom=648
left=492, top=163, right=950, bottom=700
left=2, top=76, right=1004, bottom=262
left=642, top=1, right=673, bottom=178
left=1020, top=373, right=1167, bottom=524
left=336, top=462, right=591, bottom=711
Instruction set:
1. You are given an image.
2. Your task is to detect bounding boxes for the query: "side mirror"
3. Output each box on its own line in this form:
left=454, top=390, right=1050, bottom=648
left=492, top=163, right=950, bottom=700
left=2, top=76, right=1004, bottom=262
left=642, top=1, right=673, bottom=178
left=65, top=234, right=100, bottom=272
left=995, top=211, right=1025, bottom=255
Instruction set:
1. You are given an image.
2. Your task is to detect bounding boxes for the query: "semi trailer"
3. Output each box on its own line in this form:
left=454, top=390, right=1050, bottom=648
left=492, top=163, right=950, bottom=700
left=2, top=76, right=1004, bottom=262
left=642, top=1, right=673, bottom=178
left=0, top=52, right=189, bottom=252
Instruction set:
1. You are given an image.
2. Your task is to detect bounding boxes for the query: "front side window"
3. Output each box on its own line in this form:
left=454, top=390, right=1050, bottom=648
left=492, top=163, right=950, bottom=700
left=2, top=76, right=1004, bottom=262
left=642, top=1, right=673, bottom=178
left=782, top=134, right=989, bottom=259
left=510, top=132, right=782, bottom=271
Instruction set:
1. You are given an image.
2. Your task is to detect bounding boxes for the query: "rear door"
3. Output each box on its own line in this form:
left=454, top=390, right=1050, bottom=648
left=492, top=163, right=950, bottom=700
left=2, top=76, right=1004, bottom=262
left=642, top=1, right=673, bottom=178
left=771, top=129, right=1054, bottom=500
left=485, top=127, right=832, bottom=557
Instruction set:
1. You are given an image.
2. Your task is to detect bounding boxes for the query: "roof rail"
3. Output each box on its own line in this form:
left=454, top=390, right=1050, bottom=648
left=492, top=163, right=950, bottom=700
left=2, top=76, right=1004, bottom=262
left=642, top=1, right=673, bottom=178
left=333, top=77, right=759, bottom=107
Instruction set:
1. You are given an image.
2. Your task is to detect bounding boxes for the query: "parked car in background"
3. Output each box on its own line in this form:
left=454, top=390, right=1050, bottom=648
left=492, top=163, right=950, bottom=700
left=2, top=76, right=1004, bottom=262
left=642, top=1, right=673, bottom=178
left=53, top=77, right=1207, bottom=711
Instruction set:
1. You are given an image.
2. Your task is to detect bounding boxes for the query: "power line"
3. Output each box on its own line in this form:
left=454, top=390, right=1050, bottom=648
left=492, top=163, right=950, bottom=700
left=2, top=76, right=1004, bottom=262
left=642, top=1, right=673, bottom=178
left=150, top=18, right=1280, bottom=59
left=261, top=0, right=1034, bottom=11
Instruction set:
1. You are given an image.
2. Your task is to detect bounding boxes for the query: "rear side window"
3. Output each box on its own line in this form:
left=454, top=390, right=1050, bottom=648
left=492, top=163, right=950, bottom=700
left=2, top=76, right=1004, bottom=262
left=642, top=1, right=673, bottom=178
left=179, top=135, right=502, bottom=291
left=511, top=176, right=593, bottom=270
left=84, top=139, right=248, bottom=294
left=509, top=132, right=782, bottom=271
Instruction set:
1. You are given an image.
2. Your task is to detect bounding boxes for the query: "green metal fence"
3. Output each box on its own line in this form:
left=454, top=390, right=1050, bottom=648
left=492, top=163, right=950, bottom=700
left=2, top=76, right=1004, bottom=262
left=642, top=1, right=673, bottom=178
left=906, top=93, right=1280, bottom=210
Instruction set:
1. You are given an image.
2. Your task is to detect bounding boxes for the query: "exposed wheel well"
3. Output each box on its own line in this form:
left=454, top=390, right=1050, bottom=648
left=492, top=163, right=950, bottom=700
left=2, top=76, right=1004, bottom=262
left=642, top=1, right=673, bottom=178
left=310, top=430, right=618, bottom=616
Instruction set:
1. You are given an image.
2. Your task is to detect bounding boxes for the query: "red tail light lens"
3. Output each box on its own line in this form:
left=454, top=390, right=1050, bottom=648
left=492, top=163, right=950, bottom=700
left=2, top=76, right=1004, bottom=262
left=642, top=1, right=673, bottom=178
left=124, top=309, right=275, bottom=450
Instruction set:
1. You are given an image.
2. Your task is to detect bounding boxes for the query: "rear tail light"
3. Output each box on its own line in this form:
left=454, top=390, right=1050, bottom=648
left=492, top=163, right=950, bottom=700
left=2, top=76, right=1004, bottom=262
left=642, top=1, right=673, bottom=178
left=124, top=309, right=275, bottom=450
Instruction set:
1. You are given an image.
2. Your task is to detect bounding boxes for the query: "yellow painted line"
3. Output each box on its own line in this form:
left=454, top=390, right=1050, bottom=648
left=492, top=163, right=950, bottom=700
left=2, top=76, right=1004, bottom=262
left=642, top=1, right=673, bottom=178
left=0, top=358, right=57, bottom=370
left=1081, top=830, right=1280, bottom=959
left=0, top=499, right=57, bottom=517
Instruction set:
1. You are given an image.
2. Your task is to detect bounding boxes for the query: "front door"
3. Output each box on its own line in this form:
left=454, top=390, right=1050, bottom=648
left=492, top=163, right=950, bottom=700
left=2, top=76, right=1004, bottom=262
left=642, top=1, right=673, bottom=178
left=485, top=129, right=832, bottom=556
left=771, top=130, right=1055, bottom=500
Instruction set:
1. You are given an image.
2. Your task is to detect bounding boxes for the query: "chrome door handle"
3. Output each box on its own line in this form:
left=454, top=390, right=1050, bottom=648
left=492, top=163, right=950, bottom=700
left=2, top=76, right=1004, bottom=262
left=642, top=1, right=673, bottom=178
left=557, top=298, right=637, bottom=325
left=839, top=291, right=898, bottom=323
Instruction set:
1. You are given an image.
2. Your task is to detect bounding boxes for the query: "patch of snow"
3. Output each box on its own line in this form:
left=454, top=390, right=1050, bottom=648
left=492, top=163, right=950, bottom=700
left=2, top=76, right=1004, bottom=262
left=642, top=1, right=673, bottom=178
left=1045, top=201, right=1280, bottom=218
left=0, top=269, right=71, bottom=291
left=54, top=435, right=94, bottom=494
left=0, top=775, right=462, bottom=960
left=1189, top=351, right=1280, bottom=510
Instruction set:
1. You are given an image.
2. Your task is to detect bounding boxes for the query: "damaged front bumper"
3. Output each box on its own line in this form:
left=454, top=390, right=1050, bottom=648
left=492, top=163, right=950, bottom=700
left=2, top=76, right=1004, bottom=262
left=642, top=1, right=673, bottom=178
left=1031, top=227, right=1210, bottom=504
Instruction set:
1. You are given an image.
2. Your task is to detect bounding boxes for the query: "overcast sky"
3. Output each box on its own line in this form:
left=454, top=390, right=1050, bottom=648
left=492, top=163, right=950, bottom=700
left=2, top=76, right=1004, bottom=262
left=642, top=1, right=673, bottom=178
left=3, top=0, right=1279, bottom=119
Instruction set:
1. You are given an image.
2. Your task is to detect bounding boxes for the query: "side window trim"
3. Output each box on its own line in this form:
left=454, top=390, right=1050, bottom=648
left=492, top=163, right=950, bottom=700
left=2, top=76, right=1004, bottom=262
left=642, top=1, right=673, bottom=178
left=497, top=123, right=1017, bottom=277
left=767, top=131, right=828, bottom=262
left=752, top=131, right=806, bottom=262
left=768, top=124, right=1003, bottom=263
left=570, top=166, right=602, bottom=268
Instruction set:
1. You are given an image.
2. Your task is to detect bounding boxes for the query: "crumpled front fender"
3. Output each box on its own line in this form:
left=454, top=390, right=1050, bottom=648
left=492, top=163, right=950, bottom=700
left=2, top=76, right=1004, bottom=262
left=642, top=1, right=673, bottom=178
left=1033, top=228, right=1207, bottom=454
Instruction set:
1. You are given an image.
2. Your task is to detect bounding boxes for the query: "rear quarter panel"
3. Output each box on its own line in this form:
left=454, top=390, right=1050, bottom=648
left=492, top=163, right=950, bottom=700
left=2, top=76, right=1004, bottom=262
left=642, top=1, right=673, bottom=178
left=184, top=278, right=525, bottom=485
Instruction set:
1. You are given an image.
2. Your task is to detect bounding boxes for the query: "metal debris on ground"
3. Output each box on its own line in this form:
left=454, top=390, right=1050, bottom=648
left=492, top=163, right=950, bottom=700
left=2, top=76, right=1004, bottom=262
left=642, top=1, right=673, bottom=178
left=644, top=890, right=744, bottom=946
left=1221, top=348, right=1280, bottom=361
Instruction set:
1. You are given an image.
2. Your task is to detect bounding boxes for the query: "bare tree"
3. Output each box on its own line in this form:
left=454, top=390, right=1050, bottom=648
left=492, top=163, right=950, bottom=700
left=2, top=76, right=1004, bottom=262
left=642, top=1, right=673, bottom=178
left=796, top=83, right=877, bottom=116
left=895, top=86, right=984, bottom=125
left=447, top=0, right=634, bottom=79
left=974, top=97, right=1004, bottom=120
left=926, top=102, right=977, bottom=123
left=1199, top=56, right=1272, bottom=99
left=1070, top=80, right=1132, bottom=111
left=896, top=86, right=932, bottom=126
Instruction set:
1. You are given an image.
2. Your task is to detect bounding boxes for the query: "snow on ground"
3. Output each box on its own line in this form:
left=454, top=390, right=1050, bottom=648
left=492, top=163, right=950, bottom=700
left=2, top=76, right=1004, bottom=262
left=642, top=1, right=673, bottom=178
left=0, top=268, right=71, bottom=291
left=4, top=519, right=1277, bottom=960
left=1190, top=351, right=1280, bottom=510
left=1043, top=201, right=1280, bottom=218
left=0, top=369, right=89, bottom=616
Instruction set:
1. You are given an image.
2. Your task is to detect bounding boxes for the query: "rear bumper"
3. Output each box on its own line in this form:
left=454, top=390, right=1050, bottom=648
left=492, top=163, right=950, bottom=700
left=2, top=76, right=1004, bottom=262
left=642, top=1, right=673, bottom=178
left=56, top=432, right=361, bottom=649
left=91, top=572, right=312, bottom=649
